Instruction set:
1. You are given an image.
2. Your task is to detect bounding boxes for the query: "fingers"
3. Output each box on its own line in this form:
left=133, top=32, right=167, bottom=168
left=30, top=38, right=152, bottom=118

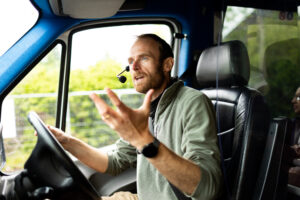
left=34, top=125, right=61, bottom=137
left=105, top=88, right=129, bottom=112
left=47, top=125, right=71, bottom=145
left=48, top=125, right=63, bottom=139
left=89, top=92, right=119, bottom=123
left=141, top=89, right=154, bottom=113
left=90, top=89, right=129, bottom=117
left=48, top=125, right=63, bottom=135
left=89, top=93, right=107, bottom=112
left=89, top=92, right=111, bottom=115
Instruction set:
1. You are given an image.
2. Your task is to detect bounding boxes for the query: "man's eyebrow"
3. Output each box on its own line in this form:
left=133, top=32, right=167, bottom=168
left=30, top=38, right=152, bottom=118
left=128, top=53, right=154, bottom=61
left=139, top=53, right=153, bottom=58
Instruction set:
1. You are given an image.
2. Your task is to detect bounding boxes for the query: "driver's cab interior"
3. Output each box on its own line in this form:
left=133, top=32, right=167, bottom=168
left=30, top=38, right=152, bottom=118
left=0, top=0, right=300, bottom=199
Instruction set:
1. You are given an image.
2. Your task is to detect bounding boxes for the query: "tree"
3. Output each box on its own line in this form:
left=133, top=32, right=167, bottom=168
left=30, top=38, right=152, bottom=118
left=223, top=9, right=300, bottom=117
left=4, top=50, right=142, bottom=171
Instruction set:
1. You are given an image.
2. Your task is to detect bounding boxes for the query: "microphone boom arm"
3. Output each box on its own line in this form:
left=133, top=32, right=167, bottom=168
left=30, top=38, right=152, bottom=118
left=117, top=66, right=130, bottom=83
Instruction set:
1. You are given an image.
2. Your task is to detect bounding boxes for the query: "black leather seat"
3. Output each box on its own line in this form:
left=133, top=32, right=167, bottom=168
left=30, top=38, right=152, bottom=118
left=195, top=40, right=270, bottom=200
left=253, top=117, right=290, bottom=200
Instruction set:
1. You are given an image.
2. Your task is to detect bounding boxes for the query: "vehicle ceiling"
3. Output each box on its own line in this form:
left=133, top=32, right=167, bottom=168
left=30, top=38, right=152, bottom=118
left=43, top=0, right=300, bottom=20
left=0, top=0, right=298, bottom=95
left=226, top=0, right=299, bottom=11
left=39, top=0, right=300, bottom=80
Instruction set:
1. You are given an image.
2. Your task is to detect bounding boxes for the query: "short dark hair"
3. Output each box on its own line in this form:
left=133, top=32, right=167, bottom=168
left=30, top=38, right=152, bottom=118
left=137, top=34, right=173, bottom=63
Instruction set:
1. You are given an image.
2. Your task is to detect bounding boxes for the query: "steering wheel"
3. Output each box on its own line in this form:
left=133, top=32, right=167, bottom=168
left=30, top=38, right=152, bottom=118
left=25, top=111, right=100, bottom=199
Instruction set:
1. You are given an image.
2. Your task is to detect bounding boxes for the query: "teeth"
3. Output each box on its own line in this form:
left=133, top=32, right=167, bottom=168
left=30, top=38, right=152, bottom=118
left=135, top=76, right=143, bottom=80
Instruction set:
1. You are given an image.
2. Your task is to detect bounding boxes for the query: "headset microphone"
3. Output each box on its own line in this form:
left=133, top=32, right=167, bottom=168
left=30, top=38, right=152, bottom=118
left=117, top=66, right=130, bottom=83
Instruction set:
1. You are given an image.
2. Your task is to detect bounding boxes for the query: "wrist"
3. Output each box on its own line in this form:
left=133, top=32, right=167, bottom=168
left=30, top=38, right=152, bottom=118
left=137, top=137, right=160, bottom=158
left=134, top=132, right=155, bottom=151
left=62, top=135, right=76, bottom=150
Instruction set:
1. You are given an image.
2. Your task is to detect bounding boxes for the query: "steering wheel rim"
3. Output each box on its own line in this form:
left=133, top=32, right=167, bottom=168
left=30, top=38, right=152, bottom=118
left=26, top=111, right=100, bottom=199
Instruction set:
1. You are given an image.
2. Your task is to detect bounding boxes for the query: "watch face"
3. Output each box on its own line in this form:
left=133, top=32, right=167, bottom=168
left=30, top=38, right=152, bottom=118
left=141, top=138, right=160, bottom=158
left=142, top=143, right=158, bottom=158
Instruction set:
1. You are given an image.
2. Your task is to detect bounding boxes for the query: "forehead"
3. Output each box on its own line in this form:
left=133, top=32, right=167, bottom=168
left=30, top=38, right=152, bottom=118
left=130, top=38, right=160, bottom=57
left=296, top=87, right=300, bottom=95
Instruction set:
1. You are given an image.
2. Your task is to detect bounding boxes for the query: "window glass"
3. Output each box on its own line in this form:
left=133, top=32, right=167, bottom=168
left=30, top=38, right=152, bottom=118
left=69, top=24, right=172, bottom=147
left=1, top=45, right=62, bottom=172
left=0, top=0, right=39, bottom=56
left=223, top=7, right=300, bottom=118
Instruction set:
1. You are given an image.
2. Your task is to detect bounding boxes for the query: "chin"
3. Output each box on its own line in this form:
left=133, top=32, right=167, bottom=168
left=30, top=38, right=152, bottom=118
left=134, top=86, right=148, bottom=94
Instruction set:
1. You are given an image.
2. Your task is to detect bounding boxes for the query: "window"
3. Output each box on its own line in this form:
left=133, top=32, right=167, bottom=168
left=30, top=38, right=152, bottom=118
left=0, top=0, right=39, bottom=56
left=1, top=45, right=62, bottom=171
left=68, top=24, right=172, bottom=147
left=223, top=7, right=300, bottom=117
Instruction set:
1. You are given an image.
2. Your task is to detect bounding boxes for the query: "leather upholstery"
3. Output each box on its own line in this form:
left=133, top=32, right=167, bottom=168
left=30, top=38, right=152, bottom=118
left=196, top=40, right=250, bottom=88
left=195, top=41, right=270, bottom=200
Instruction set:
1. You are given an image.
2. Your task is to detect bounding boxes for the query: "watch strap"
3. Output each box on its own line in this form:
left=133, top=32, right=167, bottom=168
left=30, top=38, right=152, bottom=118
left=137, top=137, right=160, bottom=158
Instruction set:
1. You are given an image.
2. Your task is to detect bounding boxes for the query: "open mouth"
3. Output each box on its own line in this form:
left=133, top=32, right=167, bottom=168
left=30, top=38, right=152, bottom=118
left=134, top=75, right=145, bottom=83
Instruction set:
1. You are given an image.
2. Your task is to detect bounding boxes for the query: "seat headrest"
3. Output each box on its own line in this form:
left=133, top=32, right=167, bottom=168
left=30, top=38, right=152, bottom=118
left=196, top=40, right=250, bottom=88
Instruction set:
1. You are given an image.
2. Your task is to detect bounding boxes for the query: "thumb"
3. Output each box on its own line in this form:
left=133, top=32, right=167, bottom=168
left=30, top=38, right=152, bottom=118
left=141, top=89, right=154, bottom=113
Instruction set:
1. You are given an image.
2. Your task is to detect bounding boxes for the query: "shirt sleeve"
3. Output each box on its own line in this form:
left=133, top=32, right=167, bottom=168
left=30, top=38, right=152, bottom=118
left=181, top=93, right=223, bottom=200
left=106, top=138, right=137, bottom=176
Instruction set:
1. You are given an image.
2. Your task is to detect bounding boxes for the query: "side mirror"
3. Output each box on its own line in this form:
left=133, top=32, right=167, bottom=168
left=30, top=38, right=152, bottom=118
left=0, top=124, right=6, bottom=171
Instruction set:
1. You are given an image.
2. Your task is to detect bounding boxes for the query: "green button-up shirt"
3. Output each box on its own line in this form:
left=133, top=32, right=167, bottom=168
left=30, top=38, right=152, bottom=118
left=106, top=80, right=222, bottom=200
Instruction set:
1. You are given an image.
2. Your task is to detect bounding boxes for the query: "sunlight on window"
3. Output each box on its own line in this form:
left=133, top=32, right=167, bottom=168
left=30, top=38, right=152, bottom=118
left=223, top=7, right=254, bottom=37
left=71, top=24, right=172, bottom=69
left=0, top=0, right=39, bottom=56
left=223, top=6, right=300, bottom=117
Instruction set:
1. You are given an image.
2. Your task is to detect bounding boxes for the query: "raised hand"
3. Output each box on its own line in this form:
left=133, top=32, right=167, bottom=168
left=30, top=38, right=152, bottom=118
left=89, top=88, right=154, bottom=150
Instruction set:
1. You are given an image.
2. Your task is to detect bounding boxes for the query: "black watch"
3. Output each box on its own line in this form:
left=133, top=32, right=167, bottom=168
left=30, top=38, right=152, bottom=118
left=137, top=137, right=160, bottom=158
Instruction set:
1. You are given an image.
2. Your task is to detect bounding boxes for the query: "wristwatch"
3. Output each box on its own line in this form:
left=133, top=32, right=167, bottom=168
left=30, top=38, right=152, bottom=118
left=137, top=137, right=160, bottom=158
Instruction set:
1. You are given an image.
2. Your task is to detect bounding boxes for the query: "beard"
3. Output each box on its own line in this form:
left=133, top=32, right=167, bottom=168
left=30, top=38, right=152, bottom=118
left=133, top=65, right=166, bottom=94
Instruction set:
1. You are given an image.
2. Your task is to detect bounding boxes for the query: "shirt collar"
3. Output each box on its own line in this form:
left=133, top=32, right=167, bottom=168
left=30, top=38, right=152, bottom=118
left=150, top=77, right=178, bottom=118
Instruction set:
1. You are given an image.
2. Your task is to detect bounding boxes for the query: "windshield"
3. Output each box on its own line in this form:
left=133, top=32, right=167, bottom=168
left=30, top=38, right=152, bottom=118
left=0, top=0, right=39, bottom=56
left=223, top=7, right=300, bottom=118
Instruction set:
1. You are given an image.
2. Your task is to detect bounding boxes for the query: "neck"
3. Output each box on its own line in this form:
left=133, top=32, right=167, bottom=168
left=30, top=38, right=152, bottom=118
left=151, top=77, right=171, bottom=101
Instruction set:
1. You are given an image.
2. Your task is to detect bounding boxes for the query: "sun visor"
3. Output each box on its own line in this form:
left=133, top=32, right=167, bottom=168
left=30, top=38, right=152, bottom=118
left=49, top=0, right=126, bottom=19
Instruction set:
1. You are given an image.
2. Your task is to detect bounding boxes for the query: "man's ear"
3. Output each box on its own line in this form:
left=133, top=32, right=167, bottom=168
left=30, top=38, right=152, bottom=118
left=163, top=57, right=174, bottom=73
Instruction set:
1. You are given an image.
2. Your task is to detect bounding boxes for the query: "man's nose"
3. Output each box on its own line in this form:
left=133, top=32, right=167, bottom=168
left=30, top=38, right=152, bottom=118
left=292, top=97, right=296, bottom=103
left=131, top=60, right=140, bottom=71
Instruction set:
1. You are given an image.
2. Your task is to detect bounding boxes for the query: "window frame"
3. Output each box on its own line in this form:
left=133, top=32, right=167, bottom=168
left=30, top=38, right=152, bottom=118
left=56, top=18, right=181, bottom=131
left=0, top=40, right=66, bottom=117
left=0, top=41, right=66, bottom=171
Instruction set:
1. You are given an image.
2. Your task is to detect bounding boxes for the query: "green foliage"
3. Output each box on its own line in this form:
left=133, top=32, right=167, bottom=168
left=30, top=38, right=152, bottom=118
left=4, top=49, right=142, bottom=171
left=69, top=58, right=133, bottom=91
left=223, top=9, right=300, bottom=118
left=67, top=58, right=139, bottom=147
left=265, top=59, right=300, bottom=117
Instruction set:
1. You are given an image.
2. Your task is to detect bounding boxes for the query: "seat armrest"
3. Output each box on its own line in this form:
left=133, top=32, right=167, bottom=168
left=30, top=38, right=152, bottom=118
left=288, top=184, right=300, bottom=197
left=293, top=159, right=300, bottom=167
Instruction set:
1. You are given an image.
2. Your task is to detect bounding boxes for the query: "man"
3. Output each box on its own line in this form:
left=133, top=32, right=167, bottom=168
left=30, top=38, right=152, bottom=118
left=289, top=87, right=300, bottom=187
left=291, top=87, right=300, bottom=145
left=292, top=87, right=300, bottom=117
left=49, top=34, right=222, bottom=199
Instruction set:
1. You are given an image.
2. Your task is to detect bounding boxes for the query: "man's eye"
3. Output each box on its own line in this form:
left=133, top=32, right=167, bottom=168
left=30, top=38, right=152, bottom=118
left=141, top=56, right=148, bottom=60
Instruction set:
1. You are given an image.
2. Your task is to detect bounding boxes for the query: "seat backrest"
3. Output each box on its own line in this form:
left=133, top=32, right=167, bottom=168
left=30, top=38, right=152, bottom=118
left=252, top=117, right=290, bottom=200
left=195, top=40, right=270, bottom=200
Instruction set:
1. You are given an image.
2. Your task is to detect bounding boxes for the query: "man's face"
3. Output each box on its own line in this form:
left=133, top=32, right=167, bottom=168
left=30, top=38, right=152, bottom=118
left=128, top=38, right=168, bottom=97
left=292, top=87, right=300, bottom=115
